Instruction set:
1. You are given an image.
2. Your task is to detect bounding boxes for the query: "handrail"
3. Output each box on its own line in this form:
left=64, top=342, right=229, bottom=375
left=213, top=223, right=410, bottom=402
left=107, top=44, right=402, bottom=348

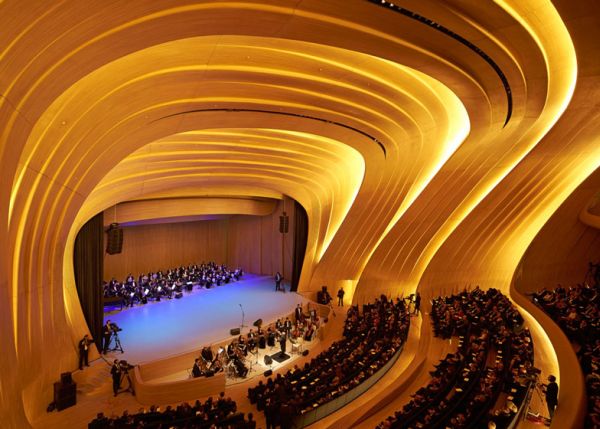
left=293, top=344, right=405, bottom=428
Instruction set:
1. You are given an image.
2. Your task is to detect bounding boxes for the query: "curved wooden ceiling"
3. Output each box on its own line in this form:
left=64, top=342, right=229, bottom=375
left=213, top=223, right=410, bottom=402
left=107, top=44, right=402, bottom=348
left=1, top=1, right=599, bottom=427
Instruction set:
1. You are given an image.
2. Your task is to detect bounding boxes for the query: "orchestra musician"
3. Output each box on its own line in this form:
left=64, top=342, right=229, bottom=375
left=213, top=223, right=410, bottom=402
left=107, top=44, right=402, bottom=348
left=304, top=323, right=315, bottom=341
left=267, top=327, right=276, bottom=347
left=284, top=318, right=292, bottom=338
left=237, top=335, right=248, bottom=356
left=192, top=358, right=202, bottom=378
left=247, top=329, right=257, bottom=352
left=201, top=346, right=214, bottom=363
left=227, top=341, right=237, bottom=360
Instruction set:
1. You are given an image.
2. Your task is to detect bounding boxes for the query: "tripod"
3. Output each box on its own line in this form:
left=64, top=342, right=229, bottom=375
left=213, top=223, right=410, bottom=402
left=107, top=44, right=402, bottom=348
left=524, top=379, right=550, bottom=424
left=109, top=332, right=124, bottom=353
left=117, top=370, right=135, bottom=396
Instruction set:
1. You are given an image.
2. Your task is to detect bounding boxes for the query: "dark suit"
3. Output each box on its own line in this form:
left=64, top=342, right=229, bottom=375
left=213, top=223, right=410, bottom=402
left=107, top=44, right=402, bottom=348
left=111, top=363, right=122, bottom=396
left=546, top=381, right=558, bottom=418
left=192, top=363, right=202, bottom=378
left=78, top=337, right=92, bottom=369
left=102, top=324, right=112, bottom=353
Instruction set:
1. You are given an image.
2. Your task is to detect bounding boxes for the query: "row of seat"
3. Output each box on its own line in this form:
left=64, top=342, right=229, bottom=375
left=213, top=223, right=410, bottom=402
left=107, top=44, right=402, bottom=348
left=248, top=296, right=410, bottom=426
left=378, top=288, right=534, bottom=429
left=532, top=282, right=600, bottom=428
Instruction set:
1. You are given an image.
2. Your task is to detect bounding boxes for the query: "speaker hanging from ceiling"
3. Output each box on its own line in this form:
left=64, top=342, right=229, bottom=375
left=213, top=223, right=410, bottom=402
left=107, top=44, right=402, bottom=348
left=106, top=223, right=123, bottom=255
left=279, top=211, right=289, bottom=234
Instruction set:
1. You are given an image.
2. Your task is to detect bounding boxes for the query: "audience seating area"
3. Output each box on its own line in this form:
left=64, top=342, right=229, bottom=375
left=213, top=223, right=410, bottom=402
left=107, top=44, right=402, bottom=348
left=378, top=287, right=534, bottom=429
left=88, top=393, right=254, bottom=429
left=248, top=296, right=410, bottom=427
left=532, top=281, right=600, bottom=428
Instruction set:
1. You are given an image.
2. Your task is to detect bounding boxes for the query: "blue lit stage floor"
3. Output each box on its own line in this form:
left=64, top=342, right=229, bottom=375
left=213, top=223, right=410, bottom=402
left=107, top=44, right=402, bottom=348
left=104, top=274, right=308, bottom=364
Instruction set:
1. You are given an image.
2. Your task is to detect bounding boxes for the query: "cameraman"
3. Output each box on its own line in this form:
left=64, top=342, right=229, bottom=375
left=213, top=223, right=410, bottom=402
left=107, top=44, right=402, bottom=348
left=111, top=359, right=122, bottom=396
left=103, top=320, right=113, bottom=354
left=543, top=374, right=559, bottom=420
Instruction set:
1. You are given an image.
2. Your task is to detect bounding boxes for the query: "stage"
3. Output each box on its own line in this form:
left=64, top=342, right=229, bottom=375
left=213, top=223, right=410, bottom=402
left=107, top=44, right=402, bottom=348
left=104, top=274, right=309, bottom=364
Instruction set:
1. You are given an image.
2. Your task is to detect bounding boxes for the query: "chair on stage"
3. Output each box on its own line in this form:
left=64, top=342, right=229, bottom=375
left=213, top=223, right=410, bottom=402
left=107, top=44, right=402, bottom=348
left=291, top=337, right=303, bottom=355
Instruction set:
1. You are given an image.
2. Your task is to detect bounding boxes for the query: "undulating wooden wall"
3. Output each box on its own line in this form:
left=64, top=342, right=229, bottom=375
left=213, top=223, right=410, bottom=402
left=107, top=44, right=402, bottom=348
left=104, top=201, right=294, bottom=281
left=514, top=166, right=600, bottom=294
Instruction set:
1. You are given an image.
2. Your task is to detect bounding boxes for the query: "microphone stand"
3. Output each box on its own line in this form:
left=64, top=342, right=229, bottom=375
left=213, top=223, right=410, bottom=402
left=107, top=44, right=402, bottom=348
left=239, top=304, right=248, bottom=331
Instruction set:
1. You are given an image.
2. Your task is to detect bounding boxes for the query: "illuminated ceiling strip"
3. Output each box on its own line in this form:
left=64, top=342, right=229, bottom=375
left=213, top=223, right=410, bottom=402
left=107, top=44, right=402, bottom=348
left=367, top=0, right=513, bottom=126
left=154, top=108, right=387, bottom=157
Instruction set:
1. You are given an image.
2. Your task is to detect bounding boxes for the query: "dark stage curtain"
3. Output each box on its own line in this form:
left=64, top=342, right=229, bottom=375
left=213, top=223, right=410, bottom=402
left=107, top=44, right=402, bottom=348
left=291, top=201, right=308, bottom=292
left=73, top=212, right=104, bottom=350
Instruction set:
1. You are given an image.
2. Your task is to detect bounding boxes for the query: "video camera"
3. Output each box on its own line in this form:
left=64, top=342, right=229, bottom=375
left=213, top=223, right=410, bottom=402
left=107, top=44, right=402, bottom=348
left=109, top=322, right=122, bottom=332
left=118, top=360, right=134, bottom=373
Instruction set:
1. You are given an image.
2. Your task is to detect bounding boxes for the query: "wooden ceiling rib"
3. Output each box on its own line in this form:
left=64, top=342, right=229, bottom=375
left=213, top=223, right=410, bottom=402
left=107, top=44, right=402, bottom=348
left=0, top=1, right=599, bottom=428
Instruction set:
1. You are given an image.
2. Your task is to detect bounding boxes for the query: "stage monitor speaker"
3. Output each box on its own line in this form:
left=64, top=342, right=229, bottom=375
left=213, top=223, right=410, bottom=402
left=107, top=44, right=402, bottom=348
left=302, top=350, right=309, bottom=356
left=253, top=318, right=263, bottom=327
left=264, top=355, right=273, bottom=365
left=264, top=369, right=273, bottom=377
left=106, top=224, right=123, bottom=255
left=60, top=372, right=73, bottom=385
left=53, top=381, right=76, bottom=411
left=230, top=327, right=241, bottom=336
left=279, top=212, right=289, bottom=234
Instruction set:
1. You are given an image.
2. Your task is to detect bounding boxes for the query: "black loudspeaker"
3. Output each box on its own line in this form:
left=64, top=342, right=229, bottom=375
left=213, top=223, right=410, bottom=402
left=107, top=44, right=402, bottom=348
left=106, top=224, right=123, bottom=255
left=264, top=369, right=273, bottom=377
left=279, top=212, right=289, bottom=234
left=60, top=372, right=73, bottom=385
left=230, top=328, right=241, bottom=336
left=264, top=355, right=273, bottom=365
left=53, top=381, right=76, bottom=411
left=253, top=318, right=263, bottom=327
left=302, top=350, right=309, bottom=356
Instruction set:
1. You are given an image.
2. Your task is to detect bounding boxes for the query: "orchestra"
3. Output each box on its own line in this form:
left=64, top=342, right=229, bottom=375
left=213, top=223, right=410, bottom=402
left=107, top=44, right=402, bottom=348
left=191, top=304, right=321, bottom=380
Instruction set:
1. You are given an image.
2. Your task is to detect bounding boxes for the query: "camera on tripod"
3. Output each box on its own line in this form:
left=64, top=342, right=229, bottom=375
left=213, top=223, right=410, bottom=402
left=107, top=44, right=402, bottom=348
left=109, top=322, right=122, bottom=333
left=118, top=360, right=134, bottom=372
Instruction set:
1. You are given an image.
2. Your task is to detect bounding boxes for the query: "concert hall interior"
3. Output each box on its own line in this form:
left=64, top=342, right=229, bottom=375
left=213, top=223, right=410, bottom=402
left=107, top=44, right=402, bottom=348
left=1, top=1, right=600, bottom=428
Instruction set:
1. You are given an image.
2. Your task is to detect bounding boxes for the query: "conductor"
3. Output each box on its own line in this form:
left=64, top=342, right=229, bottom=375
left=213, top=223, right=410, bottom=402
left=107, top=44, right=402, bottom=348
left=279, top=332, right=287, bottom=357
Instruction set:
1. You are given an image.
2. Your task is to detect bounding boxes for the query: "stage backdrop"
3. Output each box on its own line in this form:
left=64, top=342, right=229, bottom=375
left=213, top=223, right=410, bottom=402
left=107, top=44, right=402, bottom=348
left=104, top=199, right=295, bottom=281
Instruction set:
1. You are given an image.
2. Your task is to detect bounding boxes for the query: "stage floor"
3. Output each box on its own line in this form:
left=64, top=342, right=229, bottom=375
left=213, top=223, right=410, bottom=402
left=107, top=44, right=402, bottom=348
left=104, top=274, right=308, bottom=364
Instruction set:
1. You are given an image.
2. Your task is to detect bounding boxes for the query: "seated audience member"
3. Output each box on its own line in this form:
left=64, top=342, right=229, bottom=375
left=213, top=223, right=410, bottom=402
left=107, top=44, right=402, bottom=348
left=532, top=281, right=599, bottom=427
left=248, top=296, right=410, bottom=423
left=378, top=287, right=534, bottom=429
